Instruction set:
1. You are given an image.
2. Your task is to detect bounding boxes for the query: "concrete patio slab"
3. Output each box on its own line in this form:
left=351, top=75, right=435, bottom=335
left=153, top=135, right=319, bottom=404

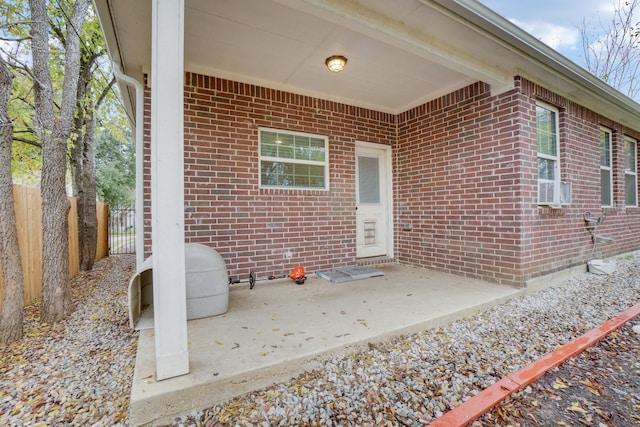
left=130, top=264, right=523, bottom=426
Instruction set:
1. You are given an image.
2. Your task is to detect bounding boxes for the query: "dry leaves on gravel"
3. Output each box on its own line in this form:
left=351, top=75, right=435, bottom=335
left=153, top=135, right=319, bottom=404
left=0, top=255, right=138, bottom=426
left=477, top=323, right=640, bottom=426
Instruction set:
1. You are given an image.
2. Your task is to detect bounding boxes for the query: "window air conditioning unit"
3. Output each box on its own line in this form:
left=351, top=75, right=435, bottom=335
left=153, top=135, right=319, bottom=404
left=538, top=181, right=555, bottom=205
left=538, top=181, right=571, bottom=207
left=559, top=181, right=572, bottom=205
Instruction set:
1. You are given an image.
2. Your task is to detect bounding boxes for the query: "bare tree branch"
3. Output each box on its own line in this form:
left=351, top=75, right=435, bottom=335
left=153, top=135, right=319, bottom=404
left=96, top=75, right=116, bottom=108
left=13, top=133, right=41, bottom=149
left=579, top=0, right=640, bottom=100
left=0, top=35, right=31, bottom=42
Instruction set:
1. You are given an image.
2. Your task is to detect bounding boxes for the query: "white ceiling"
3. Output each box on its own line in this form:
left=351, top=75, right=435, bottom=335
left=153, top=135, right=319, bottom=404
left=96, top=0, right=640, bottom=130
left=101, top=0, right=515, bottom=114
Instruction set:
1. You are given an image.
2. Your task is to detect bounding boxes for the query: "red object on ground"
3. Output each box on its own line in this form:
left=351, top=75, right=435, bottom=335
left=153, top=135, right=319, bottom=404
left=288, top=266, right=306, bottom=284
left=427, top=301, right=640, bottom=427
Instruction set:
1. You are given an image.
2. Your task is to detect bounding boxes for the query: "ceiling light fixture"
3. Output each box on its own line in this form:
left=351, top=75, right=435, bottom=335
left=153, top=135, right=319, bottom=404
left=325, top=55, right=347, bottom=72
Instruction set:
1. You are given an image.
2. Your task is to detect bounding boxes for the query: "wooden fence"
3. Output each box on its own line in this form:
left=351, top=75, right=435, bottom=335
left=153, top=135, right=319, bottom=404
left=0, top=185, right=109, bottom=309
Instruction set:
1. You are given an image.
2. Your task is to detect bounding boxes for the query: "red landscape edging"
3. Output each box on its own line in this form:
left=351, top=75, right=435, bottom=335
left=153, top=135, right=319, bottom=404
left=426, top=302, right=640, bottom=427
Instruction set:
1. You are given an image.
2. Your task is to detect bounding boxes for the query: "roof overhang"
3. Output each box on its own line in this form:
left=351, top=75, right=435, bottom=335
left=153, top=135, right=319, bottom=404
left=94, top=0, right=640, bottom=133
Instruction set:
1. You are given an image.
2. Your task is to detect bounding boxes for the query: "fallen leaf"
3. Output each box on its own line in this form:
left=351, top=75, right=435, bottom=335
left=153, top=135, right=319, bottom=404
left=552, top=380, right=568, bottom=390
left=580, top=380, right=602, bottom=396
left=567, top=402, right=588, bottom=414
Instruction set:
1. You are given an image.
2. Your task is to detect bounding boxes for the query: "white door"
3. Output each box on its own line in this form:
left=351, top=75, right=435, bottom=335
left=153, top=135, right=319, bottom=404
left=356, top=143, right=391, bottom=258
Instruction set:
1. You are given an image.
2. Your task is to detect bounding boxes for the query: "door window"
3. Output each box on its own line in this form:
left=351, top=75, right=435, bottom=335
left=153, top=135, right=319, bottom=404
left=358, top=156, right=380, bottom=204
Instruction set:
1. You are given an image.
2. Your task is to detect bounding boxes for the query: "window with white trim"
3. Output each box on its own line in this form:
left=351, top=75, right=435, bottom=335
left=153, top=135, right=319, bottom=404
left=624, top=136, right=638, bottom=207
left=536, top=102, right=561, bottom=205
left=259, top=127, right=329, bottom=190
left=600, top=128, right=613, bottom=207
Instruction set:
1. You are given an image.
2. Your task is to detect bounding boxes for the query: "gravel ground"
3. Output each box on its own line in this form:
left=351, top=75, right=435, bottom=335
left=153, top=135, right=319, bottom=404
left=1, top=253, right=639, bottom=427
left=0, top=254, right=138, bottom=426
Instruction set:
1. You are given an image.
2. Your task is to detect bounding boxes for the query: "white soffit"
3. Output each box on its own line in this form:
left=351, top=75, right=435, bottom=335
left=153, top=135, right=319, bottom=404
left=106, top=0, right=514, bottom=114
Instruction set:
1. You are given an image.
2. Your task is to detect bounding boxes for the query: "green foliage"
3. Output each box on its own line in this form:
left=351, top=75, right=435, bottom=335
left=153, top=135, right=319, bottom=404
left=2, top=0, right=130, bottom=191
left=96, top=126, right=135, bottom=208
left=2, top=0, right=133, bottom=207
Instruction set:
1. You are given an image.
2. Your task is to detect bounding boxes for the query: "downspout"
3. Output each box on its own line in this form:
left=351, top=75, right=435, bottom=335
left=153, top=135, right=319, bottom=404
left=112, top=63, right=144, bottom=270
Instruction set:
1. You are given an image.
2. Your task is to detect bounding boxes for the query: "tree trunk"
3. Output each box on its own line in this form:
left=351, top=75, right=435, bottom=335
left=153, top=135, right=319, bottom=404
left=80, top=103, right=97, bottom=271
left=30, top=0, right=89, bottom=323
left=70, top=116, right=86, bottom=268
left=71, top=54, right=98, bottom=272
left=0, top=57, right=25, bottom=345
left=70, top=87, right=87, bottom=270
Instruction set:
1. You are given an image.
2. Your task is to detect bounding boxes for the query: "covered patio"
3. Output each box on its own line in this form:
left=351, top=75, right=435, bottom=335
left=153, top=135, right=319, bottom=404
left=91, top=1, right=625, bottom=425
left=129, top=264, right=575, bottom=426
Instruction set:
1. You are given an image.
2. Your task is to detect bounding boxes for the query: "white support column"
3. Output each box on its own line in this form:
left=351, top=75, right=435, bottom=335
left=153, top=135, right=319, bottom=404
left=150, top=0, right=189, bottom=380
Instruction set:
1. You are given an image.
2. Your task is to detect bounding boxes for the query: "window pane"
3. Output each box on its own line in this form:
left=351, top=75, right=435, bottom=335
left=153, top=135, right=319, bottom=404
left=261, top=131, right=278, bottom=157
left=601, top=169, right=612, bottom=206
left=358, top=156, right=380, bottom=204
left=309, top=165, right=325, bottom=188
left=309, top=165, right=324, bottom=177
left=537, top=106, right=557, bottom=156
left=293, top=163, right=309, bottom=175
left=537, top=132, right=556, bottom=156
left=261, top=142, right=277, bottom=157
left=293, top=163, right=309, bottom=187
left=600, top=130, right=612, bottom=206
left=261, top=161, right=294, bottom=187
left=277, top=134, right=295, bottom=159
left=625, top=139, right=637, bottom=172
left=294, top=175, right=310, bottom=187
left=293, top=136, right=309, bottom=161
left=626, top=174, right=637, bottom=206
left=310, top=138, right=326, bottom=161
left=600, top=130, right=610, bottom=167
left=261, top=131, right=278, bottom=145
left=538, top=158, right=555, bottom=180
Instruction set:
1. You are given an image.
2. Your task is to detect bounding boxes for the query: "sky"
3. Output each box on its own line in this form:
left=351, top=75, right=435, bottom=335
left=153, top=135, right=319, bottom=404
left=478, top=0, right=619, bottom=66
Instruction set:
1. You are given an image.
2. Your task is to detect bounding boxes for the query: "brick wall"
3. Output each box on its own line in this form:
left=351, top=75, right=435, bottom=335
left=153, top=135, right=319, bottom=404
left=143, top=73, right=640, bottom=286
left=518, top=78, right=640, bottom=281
left=395, top=82, right=529, bottom=284
left=174, top=73, right=395, bottom=280
left=393, top=76, right=640, bottom=285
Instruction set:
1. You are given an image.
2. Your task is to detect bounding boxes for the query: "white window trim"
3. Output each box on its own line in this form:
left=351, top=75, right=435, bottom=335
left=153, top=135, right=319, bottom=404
left=536, top=101, right=562, bottom=206
left=258, top=127, right=330, bottom=191
left=624, top=136, right=638, bottom=207
left=600, top=127, right=613, bottom=208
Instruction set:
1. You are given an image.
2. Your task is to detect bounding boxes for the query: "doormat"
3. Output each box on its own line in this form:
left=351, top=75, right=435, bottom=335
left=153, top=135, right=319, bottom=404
left=316, top=266, right=384, bottom=283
